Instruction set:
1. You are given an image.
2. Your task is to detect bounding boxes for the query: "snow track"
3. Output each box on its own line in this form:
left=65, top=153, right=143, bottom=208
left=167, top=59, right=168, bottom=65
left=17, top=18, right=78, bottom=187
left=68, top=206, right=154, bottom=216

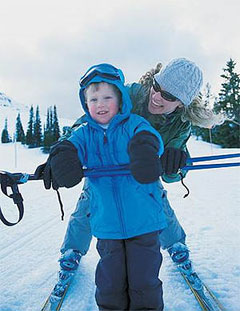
left=0, top=139, right=240, bottom=311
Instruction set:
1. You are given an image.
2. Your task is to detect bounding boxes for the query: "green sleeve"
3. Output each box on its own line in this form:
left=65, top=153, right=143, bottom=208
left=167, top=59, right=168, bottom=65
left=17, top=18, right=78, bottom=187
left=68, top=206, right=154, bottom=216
left=126, top=83, right=145, bottom=113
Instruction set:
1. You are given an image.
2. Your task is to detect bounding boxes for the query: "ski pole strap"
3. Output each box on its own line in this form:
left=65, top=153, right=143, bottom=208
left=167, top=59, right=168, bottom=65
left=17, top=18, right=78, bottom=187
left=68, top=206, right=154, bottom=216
left=56, top=189, right=64, bottom=221
left=0, top=171, right=24, bottom=226
left=179, top=172, right=190, bottom=198
left=84, top=164, right=130, bottom=177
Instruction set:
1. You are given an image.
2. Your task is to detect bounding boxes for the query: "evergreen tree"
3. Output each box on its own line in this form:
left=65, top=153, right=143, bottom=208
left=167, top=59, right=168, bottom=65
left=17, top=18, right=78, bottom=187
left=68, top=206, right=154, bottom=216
left=42, top=109, right=52, bottom=152
left=1, top=118, right=11, bottom=143
left=53, top=105, right=60, bottom=141
left=42, top=106, right=60, bottom=153
left=49, top=107, right=53, bottom=131
left=33, top=105, right=42, bottom=147
left=26, top=106, right=34, bottom=147
left=212, top=59, right=240, bottom=147
left=46, top=107, right=51, bottom=130
left=15, top=113, right=25, bottom=143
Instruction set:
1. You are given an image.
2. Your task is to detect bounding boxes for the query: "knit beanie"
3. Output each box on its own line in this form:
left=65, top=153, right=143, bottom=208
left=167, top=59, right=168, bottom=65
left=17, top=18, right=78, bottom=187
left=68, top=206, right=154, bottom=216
left=154, top=58, right=203, bottom=106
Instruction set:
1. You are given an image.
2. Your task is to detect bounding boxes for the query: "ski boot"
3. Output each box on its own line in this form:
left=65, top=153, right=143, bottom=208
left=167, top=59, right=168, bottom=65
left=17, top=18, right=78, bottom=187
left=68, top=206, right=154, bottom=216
left=50, top=249, right=81, bottom=303
left=168, top=242, right=202, bottom=290
left=168, top=242, right=191, bottom=271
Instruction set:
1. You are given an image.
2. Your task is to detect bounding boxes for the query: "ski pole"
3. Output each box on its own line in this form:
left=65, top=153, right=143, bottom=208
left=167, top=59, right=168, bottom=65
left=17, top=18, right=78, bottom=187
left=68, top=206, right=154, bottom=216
left=82, top=162, right=240, bottom=177
left=183, top=162, right=240, bottom=170
left=1, top=154, right=240, bottom=183
left=187, top=153, right=240, bottom=163
left=82, top=153, right=240, bottom=176
left=1, top=154, right=239, bottom=226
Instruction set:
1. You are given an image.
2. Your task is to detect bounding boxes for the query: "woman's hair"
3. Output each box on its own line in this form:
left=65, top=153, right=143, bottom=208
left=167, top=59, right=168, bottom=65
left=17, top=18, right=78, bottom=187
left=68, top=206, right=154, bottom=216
left=181, top=96, right=225, bottom=128
left=138, top=63, right=162, bottom=92
left=139, top=63, right=225, bottom=128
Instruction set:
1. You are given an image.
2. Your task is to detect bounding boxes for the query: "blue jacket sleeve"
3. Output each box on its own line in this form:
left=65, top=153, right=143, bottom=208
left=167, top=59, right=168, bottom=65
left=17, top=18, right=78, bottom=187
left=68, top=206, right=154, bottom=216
left=67, top=127, right=86, bottom=166
left=130, top=115, right=164, bottom=157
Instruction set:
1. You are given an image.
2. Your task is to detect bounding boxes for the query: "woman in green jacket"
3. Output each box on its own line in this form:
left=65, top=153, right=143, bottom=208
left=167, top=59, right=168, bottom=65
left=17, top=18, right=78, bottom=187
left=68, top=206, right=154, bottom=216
left=44, top=58, right=223, bottom=301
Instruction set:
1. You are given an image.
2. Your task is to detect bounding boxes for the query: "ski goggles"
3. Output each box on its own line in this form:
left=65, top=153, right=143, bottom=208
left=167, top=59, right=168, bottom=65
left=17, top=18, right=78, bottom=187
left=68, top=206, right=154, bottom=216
left=152, top=79, right=179, bottom=102
left=79, top=65, right=122, bottom=87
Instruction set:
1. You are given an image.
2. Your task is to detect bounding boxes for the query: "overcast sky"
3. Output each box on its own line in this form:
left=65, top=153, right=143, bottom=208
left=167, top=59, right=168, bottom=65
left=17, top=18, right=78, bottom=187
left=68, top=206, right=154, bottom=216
left=0, top=0, right=239, bottom=119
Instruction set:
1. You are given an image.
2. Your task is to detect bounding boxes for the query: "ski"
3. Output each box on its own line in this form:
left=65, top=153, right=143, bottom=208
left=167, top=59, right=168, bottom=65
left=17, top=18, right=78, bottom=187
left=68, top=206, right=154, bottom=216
left=41, top=281, right=71, bottom=311
left=180, top=272, right=226, bottom=311
left=41, top=250, right=81, bottom=311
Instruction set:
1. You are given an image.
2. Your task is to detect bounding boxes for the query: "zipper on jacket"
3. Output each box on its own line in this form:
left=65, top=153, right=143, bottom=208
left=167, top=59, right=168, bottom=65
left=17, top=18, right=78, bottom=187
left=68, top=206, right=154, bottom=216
left=103, top=131, right=107, bottom=144
left=102, top=130, right=126, bottom=235
left=103, top=130, right=112, bottom=164
left=112, top=178, right=127, bottom=237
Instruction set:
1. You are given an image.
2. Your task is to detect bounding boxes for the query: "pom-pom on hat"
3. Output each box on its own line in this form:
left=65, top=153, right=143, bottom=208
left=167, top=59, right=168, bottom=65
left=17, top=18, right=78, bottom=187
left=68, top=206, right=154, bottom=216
left=154, top=58, right=203, bottom=106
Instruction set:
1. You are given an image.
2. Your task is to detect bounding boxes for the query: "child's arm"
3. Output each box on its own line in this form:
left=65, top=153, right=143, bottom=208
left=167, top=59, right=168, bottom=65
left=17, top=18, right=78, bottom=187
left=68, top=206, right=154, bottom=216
left=128, top=130, right=163, bottom=184
left=132, top=116, right=189, bottom=183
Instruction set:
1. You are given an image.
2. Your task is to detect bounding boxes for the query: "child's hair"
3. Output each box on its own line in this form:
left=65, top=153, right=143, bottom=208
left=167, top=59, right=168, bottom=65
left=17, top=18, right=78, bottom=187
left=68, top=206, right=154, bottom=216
left=84, top=82, right=122, bottom=108
left=139, top=63, right=225, bottom=128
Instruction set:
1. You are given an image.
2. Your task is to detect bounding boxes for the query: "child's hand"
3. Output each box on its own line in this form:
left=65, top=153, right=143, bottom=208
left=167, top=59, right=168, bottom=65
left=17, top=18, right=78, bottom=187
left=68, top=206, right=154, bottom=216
left=34, top=161, right=59, bottom=190
left=35, top=140, right=83, bottom=189
left=128, top=131, right=163, bottom=184
left=49, top=140, right=83, bottom=188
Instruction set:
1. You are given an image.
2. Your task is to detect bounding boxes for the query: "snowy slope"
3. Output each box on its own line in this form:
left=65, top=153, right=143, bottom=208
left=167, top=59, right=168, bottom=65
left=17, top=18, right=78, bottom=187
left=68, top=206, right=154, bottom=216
left=0, top=138, right=239, bottom=311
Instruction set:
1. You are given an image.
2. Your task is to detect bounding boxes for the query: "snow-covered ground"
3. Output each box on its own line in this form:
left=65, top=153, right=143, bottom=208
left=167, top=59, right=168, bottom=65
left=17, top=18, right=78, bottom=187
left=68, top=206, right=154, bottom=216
left=0, top=138, right=239, bottom=311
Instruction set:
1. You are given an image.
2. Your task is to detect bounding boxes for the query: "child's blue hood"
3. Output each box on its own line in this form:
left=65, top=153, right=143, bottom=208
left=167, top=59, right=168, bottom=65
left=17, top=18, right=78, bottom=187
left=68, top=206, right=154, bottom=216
left=79, top=63, right=132, bottom=128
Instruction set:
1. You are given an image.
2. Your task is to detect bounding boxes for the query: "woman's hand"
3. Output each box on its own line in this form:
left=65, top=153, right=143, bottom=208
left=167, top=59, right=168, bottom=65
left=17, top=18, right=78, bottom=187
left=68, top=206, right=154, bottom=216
left=161, top=147, right=187, bottom=175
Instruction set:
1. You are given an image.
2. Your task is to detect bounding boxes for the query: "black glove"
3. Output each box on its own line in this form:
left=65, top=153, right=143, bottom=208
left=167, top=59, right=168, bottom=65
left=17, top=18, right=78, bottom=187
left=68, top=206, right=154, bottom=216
left=34, top=161, right=59, bottom=190
left=161, top=147, right=187, bottom=175
left=34, top=140, right=83, bottom=190
left=128, top=131, right=163, bottom=184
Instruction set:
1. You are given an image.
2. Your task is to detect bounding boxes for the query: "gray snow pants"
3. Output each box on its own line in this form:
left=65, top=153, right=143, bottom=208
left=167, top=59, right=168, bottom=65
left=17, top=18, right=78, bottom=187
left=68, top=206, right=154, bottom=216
left=95, top=231, right=164, bottom=311
left=60, top=179, right=186, bottom=254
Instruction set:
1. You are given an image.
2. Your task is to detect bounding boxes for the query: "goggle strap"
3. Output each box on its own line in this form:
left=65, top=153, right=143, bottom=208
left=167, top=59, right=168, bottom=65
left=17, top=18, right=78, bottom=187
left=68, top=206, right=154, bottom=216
left=80, top=70, right=121, bottom=87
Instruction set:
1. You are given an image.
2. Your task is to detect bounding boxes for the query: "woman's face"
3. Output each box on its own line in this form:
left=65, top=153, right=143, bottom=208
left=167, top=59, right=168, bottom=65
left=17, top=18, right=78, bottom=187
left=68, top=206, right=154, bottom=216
left=148, top=86, right=183, bottom=115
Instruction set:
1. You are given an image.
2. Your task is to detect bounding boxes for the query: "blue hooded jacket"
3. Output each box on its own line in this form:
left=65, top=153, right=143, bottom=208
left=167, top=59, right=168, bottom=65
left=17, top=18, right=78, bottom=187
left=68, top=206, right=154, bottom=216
left=68, top=64, right=166, bottom=239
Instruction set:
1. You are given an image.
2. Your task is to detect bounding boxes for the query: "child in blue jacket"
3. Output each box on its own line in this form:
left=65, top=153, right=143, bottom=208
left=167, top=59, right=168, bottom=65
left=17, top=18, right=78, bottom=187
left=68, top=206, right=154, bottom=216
left=37, top=64, right=166, bottom=310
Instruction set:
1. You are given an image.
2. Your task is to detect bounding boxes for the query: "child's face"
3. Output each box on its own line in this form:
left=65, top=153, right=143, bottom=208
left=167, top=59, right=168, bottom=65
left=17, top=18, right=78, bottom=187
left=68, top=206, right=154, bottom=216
left=86, top=82, right=120, bottom=125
